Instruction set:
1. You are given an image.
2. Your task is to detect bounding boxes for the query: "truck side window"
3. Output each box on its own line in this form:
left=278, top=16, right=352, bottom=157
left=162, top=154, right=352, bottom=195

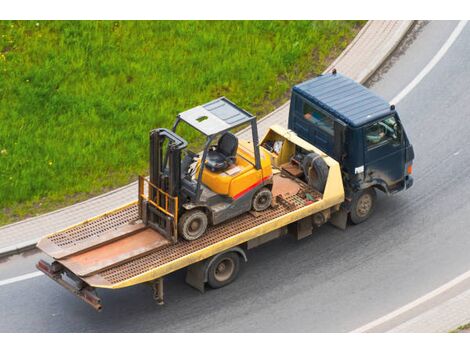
left=366, top=115, right=400, bottom=148
left=303, top=101, right=334, bottom=135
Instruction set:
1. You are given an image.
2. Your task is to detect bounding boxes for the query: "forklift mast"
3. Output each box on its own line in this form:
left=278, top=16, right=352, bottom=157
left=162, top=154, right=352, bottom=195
left=149, top=128, right=187, bottom=196
left=144, top=128, right=188, bottom=242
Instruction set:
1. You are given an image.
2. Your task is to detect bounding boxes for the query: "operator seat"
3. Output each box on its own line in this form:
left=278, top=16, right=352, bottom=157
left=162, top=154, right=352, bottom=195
left=205, top=132, right=238, bottom=172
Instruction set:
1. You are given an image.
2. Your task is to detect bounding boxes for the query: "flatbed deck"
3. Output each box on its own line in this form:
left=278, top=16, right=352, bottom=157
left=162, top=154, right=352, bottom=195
left=38, top=170, right=341, bottom=290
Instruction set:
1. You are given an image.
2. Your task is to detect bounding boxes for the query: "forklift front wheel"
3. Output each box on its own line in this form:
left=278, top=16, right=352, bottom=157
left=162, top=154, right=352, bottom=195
left=252, top=187, right=273, bottom=212
left=207, top=252, right=241, bottom=289
left=350, top=188, right=377, bottom=224
left=179, top=210, right=208, bottom=241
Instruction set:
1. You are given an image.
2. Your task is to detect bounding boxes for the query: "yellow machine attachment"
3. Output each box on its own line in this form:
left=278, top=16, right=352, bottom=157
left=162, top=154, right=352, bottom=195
left=199, top=139, right=273, bottom=199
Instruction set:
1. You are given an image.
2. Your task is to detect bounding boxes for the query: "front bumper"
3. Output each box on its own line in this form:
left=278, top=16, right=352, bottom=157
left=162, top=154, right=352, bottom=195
left=405, top=175, right=414, bottom=190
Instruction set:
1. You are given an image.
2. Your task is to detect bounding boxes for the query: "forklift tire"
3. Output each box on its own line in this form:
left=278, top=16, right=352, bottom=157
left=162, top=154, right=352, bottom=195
left=350, top=188, right=377, bottom=224
left=207, top=252, right=241, bottom=289
left=179, top=210, right=208, bottom=241
left=252, top=187, right=273, bottom=212
left=302, top=152, right=328, bottom=193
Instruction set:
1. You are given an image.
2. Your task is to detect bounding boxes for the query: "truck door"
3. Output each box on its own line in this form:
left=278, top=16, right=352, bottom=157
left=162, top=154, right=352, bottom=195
left=363, top=115, right=405, bottom=189
left=292, top=97, right=335, bottom=155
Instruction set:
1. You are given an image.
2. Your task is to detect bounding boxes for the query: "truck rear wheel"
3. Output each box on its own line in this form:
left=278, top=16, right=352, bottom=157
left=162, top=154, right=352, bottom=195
left=207, top=252, right=241, bottom=289
left=179, top=209, right=208, bottom=241
left=350, top=188, right=376, bottom=224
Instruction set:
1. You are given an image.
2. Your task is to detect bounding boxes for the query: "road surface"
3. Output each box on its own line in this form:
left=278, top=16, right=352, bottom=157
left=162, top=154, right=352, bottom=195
left=1, top=21, right=469, bottom=332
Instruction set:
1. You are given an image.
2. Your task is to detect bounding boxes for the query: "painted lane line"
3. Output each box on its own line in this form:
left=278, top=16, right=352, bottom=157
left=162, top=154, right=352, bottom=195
left=0, top=272, right=43, bottom=287
left=390, top=20, right=468, bottom=105
left=352, top=269, right=470, bottom=332
left=351, top=20, right=469, bottom=333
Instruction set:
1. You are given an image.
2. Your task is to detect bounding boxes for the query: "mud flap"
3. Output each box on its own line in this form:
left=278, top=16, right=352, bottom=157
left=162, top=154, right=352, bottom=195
left=329, top=208, right=348, bottom=230
left=289, top=217, right=313, bottom=240
left=185, top=261, right=207, bottom=293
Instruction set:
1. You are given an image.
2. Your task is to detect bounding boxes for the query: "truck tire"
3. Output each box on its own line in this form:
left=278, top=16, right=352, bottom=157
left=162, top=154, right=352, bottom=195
left=179, top=209, right=208, bottom=241
left=350, top=188, right=377, bottom=224
left=252, top=187, right=272, bottom=212
left=207, top=252, right=241, bottom=289
left=302, top=152, right=329, bottom=193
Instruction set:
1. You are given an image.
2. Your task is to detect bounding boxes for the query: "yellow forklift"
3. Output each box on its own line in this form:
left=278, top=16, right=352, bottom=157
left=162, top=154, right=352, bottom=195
left=140, top=97, right=273, bottom=242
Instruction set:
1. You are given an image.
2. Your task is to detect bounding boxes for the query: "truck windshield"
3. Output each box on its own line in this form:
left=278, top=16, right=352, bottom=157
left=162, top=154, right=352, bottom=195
left=365, top=115, right=400, bottom=148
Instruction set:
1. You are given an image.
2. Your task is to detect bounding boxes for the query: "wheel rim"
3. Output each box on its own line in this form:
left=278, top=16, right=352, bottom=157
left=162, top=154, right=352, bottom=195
left=183, top=213, right=206, bottom=240
left=254, top=189, right=271, bottom=211
left=189, top=218, right=202, bottom=232
left=214, top=258, right=235, bottom=282
left=357, top=193, right=372, bottom=217
left=257, top=195, right=268, bottom=206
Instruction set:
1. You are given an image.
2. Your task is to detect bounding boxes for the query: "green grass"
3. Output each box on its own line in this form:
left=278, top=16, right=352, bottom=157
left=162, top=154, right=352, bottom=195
left=451, top=322, right=470, bottom=332
left=0, top=20, right=363, bottom=225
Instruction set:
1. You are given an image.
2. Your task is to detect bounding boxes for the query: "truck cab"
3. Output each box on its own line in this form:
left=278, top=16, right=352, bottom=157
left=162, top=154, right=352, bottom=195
left=288, top=72, right=414, bottom=224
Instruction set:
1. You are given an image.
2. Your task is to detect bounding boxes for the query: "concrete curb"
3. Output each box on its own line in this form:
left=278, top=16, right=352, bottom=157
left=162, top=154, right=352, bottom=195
left=0, top=240, right=38, bottom=258
left=0, top=20, right=414, bottom=258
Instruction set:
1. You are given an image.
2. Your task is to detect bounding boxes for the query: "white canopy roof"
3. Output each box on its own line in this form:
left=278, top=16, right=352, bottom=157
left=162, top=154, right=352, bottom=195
left=179, top=97, right=254, bottom=136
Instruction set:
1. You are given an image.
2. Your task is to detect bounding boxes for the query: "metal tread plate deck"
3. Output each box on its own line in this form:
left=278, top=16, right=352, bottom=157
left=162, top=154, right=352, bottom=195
left=83, top=185, right=322, bottom=289
left=37, top=203, right=140, bottom=258
left=59, top=228, right=170, bottom=276
left=39, top=177, right=325, bottom=290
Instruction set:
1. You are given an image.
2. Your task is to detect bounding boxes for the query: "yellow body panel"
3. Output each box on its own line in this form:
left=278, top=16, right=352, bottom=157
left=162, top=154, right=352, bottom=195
left=200, top=140, right=272, bottom=198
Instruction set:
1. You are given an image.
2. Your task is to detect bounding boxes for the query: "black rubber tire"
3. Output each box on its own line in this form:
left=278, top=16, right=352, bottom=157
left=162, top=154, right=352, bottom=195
left=302, top=152, right=329, bottom=193
left=350, top=188, right=377, bottom=225
left=252, top=187, right=272, bottom=212
left=207, top=252, right=241, bottom=289
left=178, top=209, right=208, bottom=241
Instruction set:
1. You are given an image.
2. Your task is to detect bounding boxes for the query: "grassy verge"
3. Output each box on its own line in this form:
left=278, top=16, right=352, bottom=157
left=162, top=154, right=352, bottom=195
left=451, top=322, right=470, bottom=332
left=0, top=20, right=364, bottom=225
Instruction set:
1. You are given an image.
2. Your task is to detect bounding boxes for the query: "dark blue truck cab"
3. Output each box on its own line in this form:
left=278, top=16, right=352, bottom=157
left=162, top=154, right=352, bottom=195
left=288, top=72, right=414, bottom=225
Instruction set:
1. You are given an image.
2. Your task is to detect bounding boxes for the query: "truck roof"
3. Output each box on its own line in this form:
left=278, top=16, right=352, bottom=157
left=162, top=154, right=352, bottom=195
left=293, top=73, right=392, bottom=128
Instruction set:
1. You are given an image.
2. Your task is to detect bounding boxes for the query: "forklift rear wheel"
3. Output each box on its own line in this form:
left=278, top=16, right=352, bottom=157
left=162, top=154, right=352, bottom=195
left=252, top=187, right=272, bottom=212
left=179, top=210, right=208, bottom=241
left=207, top=252, right=241, bottom=289
left=350, top=188, right=376, bottom=224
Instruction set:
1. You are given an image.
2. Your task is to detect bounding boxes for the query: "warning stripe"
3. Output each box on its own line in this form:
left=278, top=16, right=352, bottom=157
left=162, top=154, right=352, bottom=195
left=232, top=175, right=271, bottom=200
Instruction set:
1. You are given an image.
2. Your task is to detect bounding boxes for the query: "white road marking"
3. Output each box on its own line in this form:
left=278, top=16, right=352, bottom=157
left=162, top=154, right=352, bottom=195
left=352, top=269, right=470, bottom=332
left=351, top=20, right=469, bottom=333
left=390, top=20, right=468, bottom=105
left=0, top=271, right=43, bottom=287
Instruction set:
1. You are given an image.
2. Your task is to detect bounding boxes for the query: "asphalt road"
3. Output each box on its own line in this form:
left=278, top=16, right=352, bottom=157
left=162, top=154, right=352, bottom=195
left=1, top=21, right=469, bottom=332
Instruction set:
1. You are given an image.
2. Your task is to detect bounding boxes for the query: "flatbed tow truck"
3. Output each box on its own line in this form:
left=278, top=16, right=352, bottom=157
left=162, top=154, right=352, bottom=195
left=36, top=72, right=414, bottom=311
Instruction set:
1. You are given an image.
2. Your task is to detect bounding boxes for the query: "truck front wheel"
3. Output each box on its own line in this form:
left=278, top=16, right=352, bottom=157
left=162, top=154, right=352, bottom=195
left=350, top=188, right=377, bottom=224
left=207, top=252, right=241, bottom=289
